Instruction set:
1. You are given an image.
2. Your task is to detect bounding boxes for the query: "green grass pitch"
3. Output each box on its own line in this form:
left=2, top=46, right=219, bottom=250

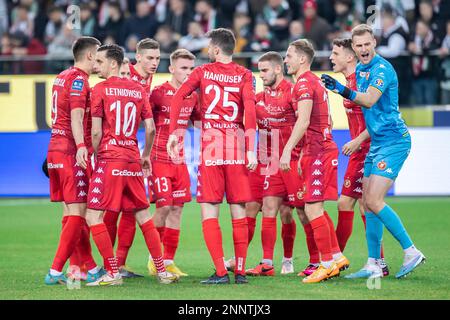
left=0, top=197, right=449, bottom=300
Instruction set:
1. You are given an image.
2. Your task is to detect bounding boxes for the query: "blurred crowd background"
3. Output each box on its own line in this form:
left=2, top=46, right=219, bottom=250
left=0, top=0, right=449, bottom=106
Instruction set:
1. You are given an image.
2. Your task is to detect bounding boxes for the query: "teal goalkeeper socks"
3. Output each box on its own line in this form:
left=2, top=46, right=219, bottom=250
left=365, top=212, right=383, bottom=259
left=377, top=205, right=413, bottom=250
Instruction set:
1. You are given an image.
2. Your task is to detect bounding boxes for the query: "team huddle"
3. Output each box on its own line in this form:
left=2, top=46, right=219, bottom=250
left=44, top=24, right=426, bottom=287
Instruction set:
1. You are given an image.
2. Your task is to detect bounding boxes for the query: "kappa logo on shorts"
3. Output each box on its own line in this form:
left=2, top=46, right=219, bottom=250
left=97, top=167, right=104, bottom=174
left=313, top=159, right=322, bottom=166
left=356, top=177, right=363, bottom=183
left=78, top=191, right=86, bottom=197
left=94, top=177, right=102, bottom=184
left=77, top=181, right=86, bottom=187
left=386, top=168, right=393, bottom=174
left=312, top=189, right=322, bottom=196
left=344, top=179, right=351, bottom=188
left=75, top=170, right=85, bottom=177
left=312, top=179, right=322, bottom=186
left=358, top=168, right=364, bottom=173
left=377, top=161, right=387, bottom=171
left=312, top=169, right=322, bottom=176
left=353, top=187, right=362, bottom=193
left=92, top=187, right=101, bottom=194
left=90, top=197, right=100, bottom=204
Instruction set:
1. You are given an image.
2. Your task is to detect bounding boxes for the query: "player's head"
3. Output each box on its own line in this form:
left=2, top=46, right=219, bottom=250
left=206, top=28, right=235, bottom=62
left=169, top=48, right=195, bottom=85
left=258, top=51, right=284, bottom=88
left=72, top=36, right=101, bottom=72
left=136, top=38, right=161, bottom=75
left=94, top=44, right=125, bottom=79
left=120, top=57, right=131, bottom=79
left=330, top=38, right=357, bottom=73
left=351, top=24, right=377, bottom=65
left=284, top=39, right=314, bottom=75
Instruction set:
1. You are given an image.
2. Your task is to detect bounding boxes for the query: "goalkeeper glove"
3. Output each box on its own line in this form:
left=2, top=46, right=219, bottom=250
left=321, top=74, right=357, bottom=101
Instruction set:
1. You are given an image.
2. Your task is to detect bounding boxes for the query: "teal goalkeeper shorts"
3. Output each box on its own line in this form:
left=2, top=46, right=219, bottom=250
left=363, top=135, right=411, bottom=180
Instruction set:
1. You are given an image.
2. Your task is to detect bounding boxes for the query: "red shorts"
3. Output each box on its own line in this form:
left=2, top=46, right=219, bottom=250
left=301, top=150, right=339, bottom=203
left=341, top=148, right=368, bottom=199
left=264, top=160, right=305, bottom=208
left=87, top=161, right=149, bottom=213
left=47, top=151, right=88, bottom=204
left=248, top=163, right=268, bottom=204
left=149, top=161, right=192, bottom=208
left=197, top=163, right=252, bottom=204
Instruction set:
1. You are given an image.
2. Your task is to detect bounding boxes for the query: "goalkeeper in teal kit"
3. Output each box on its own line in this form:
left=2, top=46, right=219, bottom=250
left=321, top=24, right=426, bottom=279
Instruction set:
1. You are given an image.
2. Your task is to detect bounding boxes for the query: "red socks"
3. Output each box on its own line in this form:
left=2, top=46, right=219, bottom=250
left=323, top=211, right=341, bottom=255
left=336, top=210, right=354, bottom=252
left=116, top=212, right=136, bottom=267
left=139, top=219, right=165, bottom=272
left=103, top=210, right=119, bottom=246
left=232, top=218, right=248, bottom=275
left=163, top=228, right=180, bottom=261
left=90, top=223, right=118, bottom=274
left=261, top=217, right=277, bottom=261
left=303, top=222, right=320, bottom=264
left=202, top=218, right=227, bottom=276
left=282, top=219, right=296, bottom=259
left=77, top=220, right=97, bottom=270
left=51, top=216, right=83, bottom=272
left=156, top=226, right=166, bottom=241
left=246, top=217, right=257, bottom=244
left=309, top=215, right=333, bottom=262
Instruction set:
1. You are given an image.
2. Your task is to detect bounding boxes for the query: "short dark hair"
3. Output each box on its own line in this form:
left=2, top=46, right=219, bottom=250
left=72, top=36, right=101, bottom=62
left=289, top=39, right=315, bottom=63
left=97, top=44, right=125, bottom=67
left=258, top=51, right=284, bottom=67
left=136, top=38, right=160, bottom=53
left=332, top=38, right=355, bottom=56
left=206, top=28, right=236, bottom=56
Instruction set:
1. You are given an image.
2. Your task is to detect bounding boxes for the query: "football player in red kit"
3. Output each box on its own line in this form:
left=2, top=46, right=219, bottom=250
left=45, top=36, right=105, bottom=285
left=102, top=39, right=160, bottom=278
left=281, top=39, right=349, bottom=283
left=167, top=28, right=257, bottom=284
left=84, top=44, right=178, bottom=286
left=329, top=38, right=389, bottom=275
left=244, top=52, right=302, bottom=276
left=147, top=49, right=198, bottom=277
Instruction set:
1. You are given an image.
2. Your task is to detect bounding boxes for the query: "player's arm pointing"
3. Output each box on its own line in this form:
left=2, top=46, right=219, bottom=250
left=321, top=74, right=382, bottom=108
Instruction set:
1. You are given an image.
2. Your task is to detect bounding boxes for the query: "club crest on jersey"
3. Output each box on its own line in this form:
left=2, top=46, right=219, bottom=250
left=375, top=79, right=384, bottom=88
left=344, top=179, right=351, bottom=188
left=71, top=79, right=84, bottom=91
left=377, top=160, right=387, bottom=171
left=297, top=191, right=304, bottom=200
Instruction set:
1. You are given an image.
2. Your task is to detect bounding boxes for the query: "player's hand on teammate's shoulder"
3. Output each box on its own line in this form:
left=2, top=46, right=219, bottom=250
left=246, top=151, right=257, bottom=171
left=76, top=146, right=88, bottom=169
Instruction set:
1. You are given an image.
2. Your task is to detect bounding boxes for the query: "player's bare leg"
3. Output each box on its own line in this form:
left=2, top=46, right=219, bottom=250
left=162, top=205, right=188, bottom=276
left=280, top=205, right=296, bottom=274
left=302, top=202, right=340, bottom=283
left=296, top=206, right=319, bottom=277
left=85, top=208, right=122, bottom=286
left=364, top=175, right=424, bottom=279
left=200, top=203, right=230, bottom=284
left=134, top=209, right=179, bottom=284
left=229, top=203, right=249, bottom=284
left=45, top=203, right=87, bottom=285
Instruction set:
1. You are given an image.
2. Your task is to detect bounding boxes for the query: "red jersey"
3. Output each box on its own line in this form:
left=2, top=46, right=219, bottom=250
left=255, top=79, right=302, bottom=163
left=48, top=66, right=91, bottom=154
left=91, top=76, right=153, bottom=162
left=129, top=63, right=153, bottom=94
left=292, top=71, right=336, bottom=154
left=343, top=73, right=370, bottom=149
left=150, top=81, right=199, bottom=163
left=169, top=61, right=257, bottom=156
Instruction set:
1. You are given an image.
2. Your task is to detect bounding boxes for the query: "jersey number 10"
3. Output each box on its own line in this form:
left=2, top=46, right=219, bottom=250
left=110, top=101, right=137, bottom=137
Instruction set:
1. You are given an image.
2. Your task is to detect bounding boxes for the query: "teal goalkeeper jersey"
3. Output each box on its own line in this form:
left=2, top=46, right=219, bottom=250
left=356, top=54, right=409, bottom=146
